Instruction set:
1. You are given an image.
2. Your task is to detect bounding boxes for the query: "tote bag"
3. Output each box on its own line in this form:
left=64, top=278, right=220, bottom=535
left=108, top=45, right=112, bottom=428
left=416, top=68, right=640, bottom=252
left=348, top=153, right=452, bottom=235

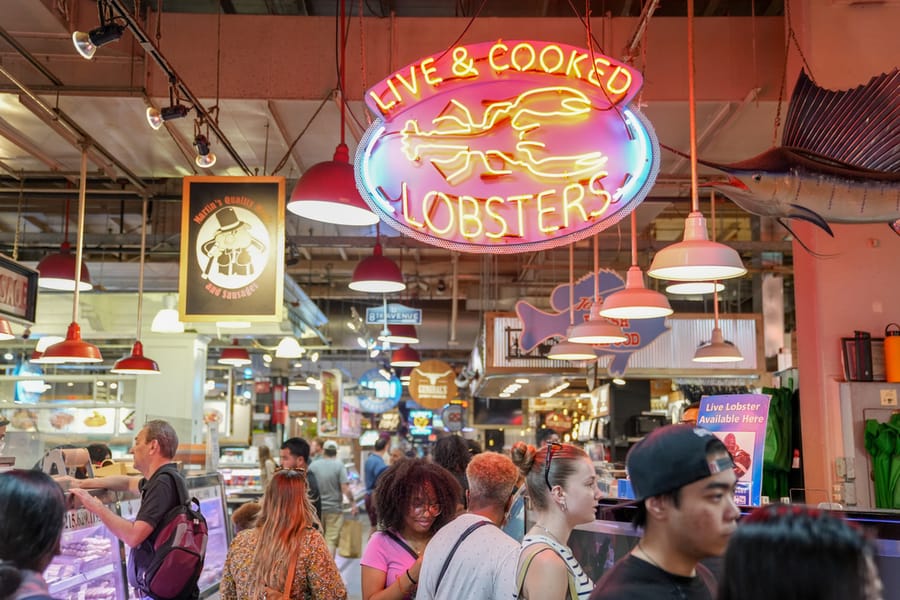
left=338, top=517, right=363, bottom=558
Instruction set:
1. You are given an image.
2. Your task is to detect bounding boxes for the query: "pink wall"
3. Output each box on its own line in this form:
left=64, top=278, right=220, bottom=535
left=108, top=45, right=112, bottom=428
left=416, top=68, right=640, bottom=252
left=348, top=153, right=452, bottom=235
left=790, top=0, right=900, bottom=505
left=795, top=223, right=900, bottom=504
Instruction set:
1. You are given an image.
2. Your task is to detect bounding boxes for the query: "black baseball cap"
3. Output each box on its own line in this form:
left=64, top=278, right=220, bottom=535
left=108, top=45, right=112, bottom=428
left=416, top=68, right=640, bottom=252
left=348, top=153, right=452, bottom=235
left=626, top=424, right=733, bottom=500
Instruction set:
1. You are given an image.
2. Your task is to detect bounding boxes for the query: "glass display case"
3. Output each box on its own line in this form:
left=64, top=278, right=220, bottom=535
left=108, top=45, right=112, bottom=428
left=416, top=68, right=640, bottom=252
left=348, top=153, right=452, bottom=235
left=45, top=500, right=127, bottom=600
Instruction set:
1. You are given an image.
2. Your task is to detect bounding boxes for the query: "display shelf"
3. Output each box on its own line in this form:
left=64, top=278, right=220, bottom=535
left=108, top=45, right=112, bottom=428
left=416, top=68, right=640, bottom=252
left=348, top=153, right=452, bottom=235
left=45, top=509, right=126, bottom=600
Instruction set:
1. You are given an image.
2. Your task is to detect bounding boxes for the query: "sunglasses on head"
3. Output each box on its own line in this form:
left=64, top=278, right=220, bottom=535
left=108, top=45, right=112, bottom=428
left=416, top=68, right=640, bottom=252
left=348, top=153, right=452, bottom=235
left=544, top=442, right=563, bottom=491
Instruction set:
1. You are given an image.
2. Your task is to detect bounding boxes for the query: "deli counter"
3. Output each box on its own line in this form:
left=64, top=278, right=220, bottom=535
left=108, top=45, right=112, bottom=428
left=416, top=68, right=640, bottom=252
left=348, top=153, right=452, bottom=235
left=51, top=473, right=231, bottom=599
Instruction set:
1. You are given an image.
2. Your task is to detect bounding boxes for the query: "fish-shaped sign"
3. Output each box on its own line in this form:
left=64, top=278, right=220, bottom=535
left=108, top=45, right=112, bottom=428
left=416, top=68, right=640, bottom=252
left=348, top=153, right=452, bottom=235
left=691, top=69, right=900, bottom=238
left=515, top=269, right=669, bottom=376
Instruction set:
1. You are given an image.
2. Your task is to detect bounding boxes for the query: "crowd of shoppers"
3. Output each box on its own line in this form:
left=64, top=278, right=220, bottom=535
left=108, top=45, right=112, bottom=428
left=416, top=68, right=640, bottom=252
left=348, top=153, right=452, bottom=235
left=7, top=419, right=889, bottom=600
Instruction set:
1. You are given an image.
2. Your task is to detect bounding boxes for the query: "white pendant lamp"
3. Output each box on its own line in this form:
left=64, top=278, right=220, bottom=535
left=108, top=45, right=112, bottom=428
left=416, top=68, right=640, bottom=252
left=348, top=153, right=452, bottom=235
left=112, top=195, right=160, bottom=374
left=275, top=337, right=304, bottom=359
left=600, top=212, right=673, bottom=319
left=693, top=282, right=743, bottom=363
left=568, top=234, right=626, bottom=345
left=40, top=150, right=102, bottom=365
left=648, top=0, right=746, bottom=283
left=548, top=244, right=598, bottom=361
left=151, top=294, right=185, bottom=333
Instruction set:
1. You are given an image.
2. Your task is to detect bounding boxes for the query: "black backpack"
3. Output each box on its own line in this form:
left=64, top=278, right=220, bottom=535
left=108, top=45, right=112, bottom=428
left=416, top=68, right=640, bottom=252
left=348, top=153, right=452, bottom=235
left=128, top=470, right=208, bottom=600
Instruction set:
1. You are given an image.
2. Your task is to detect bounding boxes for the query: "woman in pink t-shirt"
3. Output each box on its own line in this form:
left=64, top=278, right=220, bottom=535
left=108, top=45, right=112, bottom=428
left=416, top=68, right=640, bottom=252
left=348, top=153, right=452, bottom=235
left=360, top=458, right=461, bottom=600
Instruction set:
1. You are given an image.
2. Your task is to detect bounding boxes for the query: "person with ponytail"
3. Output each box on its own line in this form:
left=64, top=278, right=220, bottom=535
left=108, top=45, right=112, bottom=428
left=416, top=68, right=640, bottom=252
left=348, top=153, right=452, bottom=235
left=0, top=469, right=66, bottom=600
left=221, top=469, right=346, bottom=599
left=510, top=441, right=601, bottom=600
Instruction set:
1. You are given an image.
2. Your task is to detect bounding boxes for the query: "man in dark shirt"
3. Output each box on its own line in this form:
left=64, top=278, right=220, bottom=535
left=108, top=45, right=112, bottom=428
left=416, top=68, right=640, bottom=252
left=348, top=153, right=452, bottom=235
left=71, top=419, right=199, bottom=600
left=279, top=437, right=322, bottom=521
left=363, top=436, right=390, bottom=526
left=591, top=425, right=740, bottom=600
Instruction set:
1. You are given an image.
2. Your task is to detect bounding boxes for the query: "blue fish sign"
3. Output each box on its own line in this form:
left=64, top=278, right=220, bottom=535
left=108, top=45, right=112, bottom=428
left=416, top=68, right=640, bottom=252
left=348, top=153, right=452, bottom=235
left=515, top=269, right=669, bottom=376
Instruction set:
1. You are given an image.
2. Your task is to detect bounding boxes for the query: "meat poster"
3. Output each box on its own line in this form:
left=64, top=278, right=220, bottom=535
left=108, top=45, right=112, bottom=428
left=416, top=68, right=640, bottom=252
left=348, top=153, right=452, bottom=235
left=697, top=394, right=771, bottom=507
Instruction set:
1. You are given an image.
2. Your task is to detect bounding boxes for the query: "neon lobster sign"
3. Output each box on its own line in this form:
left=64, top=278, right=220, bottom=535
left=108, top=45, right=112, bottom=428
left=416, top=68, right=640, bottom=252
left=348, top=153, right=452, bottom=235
left=356, top=40, right=659, bottom=253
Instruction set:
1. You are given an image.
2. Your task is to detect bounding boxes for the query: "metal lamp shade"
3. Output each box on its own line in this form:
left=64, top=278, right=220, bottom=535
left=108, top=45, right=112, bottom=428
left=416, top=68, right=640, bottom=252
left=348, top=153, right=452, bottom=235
left=40, top=322, right=103, bottom=364
left=111, top=341, right=160, bottom=374
left=600, top=267, right=673, bottom=319
left=692, top=327, right=744, bottom=363
left=287, top=144, right=379, bottom=227
left=349, top=244, right=405, bottom=293
left=37, top=243, right=93, bottom=291
left=390, top=344, right=421, bottom=367
left=648, top=212, right=746, bottom=282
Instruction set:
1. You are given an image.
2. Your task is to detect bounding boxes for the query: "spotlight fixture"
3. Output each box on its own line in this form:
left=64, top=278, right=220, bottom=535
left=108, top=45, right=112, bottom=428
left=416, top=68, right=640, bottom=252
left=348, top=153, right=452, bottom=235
left=194, top=133, right=216, bottom=168
left=73, top=23, right=124, bottom=60
left=147, top=104, right=189, bottom=130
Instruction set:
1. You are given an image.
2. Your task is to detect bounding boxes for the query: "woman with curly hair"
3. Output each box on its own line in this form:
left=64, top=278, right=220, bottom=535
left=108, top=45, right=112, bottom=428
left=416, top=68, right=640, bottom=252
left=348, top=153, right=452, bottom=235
left=719, top=503, right=884, bottom=600
left=361, top=458, right=461, bottom=600
left=511, top=441, right=600, bottom=600
left=221, top=469, right=346, bottom=600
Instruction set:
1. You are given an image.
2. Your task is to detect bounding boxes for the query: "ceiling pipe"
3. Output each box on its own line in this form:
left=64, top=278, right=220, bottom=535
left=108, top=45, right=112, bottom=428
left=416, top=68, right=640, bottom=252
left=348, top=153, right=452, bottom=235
left=106, top=0, right=252, bottom=175
left=0, top=64, right=146, bottom=192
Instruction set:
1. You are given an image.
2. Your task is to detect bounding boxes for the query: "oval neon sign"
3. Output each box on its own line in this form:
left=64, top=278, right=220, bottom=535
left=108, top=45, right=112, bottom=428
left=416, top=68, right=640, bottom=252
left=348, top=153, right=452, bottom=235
left=356, top=40, right=659, bottom=254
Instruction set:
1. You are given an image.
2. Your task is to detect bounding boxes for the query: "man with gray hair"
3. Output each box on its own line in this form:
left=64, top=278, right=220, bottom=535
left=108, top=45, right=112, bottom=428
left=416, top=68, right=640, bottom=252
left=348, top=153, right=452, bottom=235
left=71, top=419, right=199, bottom=600
left=417, top=449, right=520, bottom=600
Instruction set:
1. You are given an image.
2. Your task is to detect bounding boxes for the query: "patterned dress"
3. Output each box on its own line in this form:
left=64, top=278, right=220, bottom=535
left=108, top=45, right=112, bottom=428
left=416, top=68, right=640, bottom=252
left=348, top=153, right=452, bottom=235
left=221, top=527, right=347, bottom=600
left=519, top=534, right=593, bottom=599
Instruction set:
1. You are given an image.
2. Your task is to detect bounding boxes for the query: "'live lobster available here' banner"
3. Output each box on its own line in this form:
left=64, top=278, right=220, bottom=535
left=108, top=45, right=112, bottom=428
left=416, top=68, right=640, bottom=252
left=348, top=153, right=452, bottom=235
left=697, top=394, right=771, bottom=507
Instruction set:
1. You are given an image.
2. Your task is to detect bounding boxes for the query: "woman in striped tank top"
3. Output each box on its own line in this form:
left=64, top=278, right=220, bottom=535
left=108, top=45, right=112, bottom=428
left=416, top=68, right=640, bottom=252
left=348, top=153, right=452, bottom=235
left=511, top=442, right=601, bottom=600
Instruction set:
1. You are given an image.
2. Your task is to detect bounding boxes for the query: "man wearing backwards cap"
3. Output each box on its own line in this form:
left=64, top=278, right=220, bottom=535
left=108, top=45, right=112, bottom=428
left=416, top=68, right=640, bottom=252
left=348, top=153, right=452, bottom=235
left=591, top=424, right=740, bottom=600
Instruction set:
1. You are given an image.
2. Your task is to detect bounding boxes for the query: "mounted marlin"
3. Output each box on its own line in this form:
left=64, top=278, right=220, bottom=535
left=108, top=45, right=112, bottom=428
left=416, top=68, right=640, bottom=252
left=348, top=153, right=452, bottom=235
left=680, top=69, right=900, bottom=237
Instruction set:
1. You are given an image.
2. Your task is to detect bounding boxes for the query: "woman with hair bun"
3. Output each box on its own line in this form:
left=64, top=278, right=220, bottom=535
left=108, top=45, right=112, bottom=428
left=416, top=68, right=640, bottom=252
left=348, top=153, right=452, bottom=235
left=0, top=469, right=66, bottom=600
left=719, top=503, right=884, bottom=600
left=511, top=441, right=601, bottom=600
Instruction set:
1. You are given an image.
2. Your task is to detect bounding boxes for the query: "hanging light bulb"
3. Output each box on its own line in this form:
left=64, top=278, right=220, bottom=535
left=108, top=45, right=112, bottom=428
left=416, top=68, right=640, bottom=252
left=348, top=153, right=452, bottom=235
left=601, top=212, right=673, bottom=319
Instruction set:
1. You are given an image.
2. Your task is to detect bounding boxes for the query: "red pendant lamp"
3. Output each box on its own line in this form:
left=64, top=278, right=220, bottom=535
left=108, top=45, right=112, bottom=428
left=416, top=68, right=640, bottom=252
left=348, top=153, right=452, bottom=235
left=41, top=150, right=102, bottom=364
left=219, top=339, right=252, bottom=367
left=112, top=195, right=160, bottom=374
left=286, top=0, right=378, bottom=227
left=390, top=344, right=421, bottom=368
left=349, top=223, right=405, bottom=293
left=37, top=198, right=92, bottom=291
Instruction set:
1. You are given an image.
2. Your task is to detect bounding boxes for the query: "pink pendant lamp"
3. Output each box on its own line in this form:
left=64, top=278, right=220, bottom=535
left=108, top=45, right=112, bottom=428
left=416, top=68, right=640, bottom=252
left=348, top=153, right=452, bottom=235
left=287, top=0, right=378, bottom=227
left=112, top=195, right=160, bottom=374
left=647, top=0, right=745, bottom=283
left=600, top=211, right=673, bottom=319
left=693, top=282, right=743, bottom=363
left=568, top=234, right=627, bottom=345
left=41, top=150, right=102, bottom=364
left=548, top=244, right=599, bottom=361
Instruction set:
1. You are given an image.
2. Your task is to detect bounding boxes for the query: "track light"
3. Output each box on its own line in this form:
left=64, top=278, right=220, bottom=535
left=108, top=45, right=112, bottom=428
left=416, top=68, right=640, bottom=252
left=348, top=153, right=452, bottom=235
left=194, top=134, right=216, bottom=168
left=147, top=104, right=189, bottom=130
left=72, top=22, right=124, bottom=59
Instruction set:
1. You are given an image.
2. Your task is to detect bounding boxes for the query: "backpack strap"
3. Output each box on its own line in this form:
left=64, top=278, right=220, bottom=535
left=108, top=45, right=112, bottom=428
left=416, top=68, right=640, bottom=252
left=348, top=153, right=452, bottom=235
left=161, top=466, right=189, bottom=506
left=282, top=553, right=299, bottom=599
left=383, top=530, right=419, bottom=560
left=433, top=519, right=494, bottom=596
left=516, top=544, right=579, bottom=600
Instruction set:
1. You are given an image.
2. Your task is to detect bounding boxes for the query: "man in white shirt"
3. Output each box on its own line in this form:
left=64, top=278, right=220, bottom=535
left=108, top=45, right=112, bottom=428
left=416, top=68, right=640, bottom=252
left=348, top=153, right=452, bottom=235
left=417, top=450, right=520, bottom=600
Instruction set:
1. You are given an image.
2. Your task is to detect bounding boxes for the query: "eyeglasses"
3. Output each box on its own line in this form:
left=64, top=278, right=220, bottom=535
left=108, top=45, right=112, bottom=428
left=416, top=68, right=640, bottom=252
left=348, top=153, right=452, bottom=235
left=411, top=500, right=442, bottom=516
left=544, top=442, right=562, bottom=491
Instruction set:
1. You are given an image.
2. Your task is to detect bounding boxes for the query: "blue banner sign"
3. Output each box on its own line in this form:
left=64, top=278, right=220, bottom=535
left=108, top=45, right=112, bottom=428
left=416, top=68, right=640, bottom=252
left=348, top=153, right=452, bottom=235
left=366, top=303, right=422, bottom=325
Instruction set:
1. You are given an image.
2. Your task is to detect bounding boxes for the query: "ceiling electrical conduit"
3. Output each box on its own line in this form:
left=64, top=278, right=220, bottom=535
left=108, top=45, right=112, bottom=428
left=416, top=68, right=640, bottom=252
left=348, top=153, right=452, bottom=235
left=106, top=0, right=251, bottom=175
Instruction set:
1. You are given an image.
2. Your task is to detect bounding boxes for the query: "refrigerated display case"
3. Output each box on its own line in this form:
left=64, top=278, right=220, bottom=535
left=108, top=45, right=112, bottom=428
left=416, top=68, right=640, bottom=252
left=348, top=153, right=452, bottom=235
left=45, top=493, right=127, bottom=600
